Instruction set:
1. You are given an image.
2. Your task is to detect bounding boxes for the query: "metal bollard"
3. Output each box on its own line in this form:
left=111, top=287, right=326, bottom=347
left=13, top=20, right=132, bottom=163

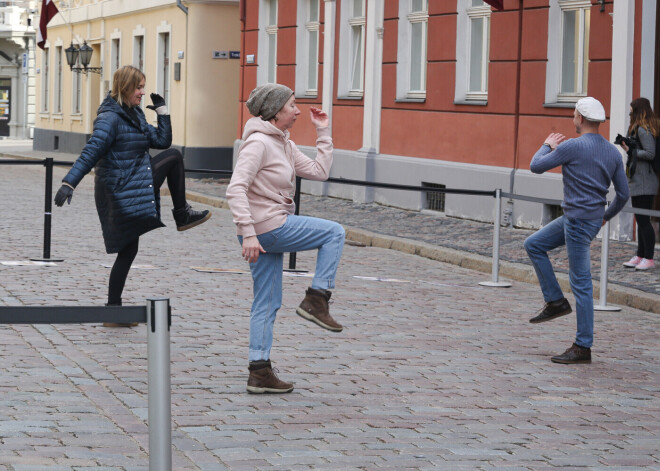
left=147, top=298, right=172, bottom=470
left=594, top=220, right=621, bottom=311
left=480, top=188, right=512, bottom=287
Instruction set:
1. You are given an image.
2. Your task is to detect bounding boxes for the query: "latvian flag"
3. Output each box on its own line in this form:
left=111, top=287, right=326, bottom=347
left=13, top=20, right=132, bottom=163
left=37, top=0, right=59, bottom=50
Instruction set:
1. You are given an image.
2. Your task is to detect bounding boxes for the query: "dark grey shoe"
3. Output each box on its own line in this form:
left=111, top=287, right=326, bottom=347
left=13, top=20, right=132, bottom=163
left=529, top=298, right=572, bottom=324
left=551, top=343, right=591, bottom=364
left=172, top=204, right=211, bottom=231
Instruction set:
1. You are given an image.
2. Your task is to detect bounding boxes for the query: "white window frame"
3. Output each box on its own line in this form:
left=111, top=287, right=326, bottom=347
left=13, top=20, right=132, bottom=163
left=54, top=43, right=63, bottom=114
left=545, top=0, right=591, bottom=104
left=133, top=25, right=146, bottom=72
left=396, top=0, right=428, bottom=100
left=156, top=22, right=172, bottom=108
left=337, top=0, right=366, bottom=98
left=257, top=0, right=278, bottom=85
left=71, top=51, right=82, bottom=115
left=110, top=30, right=121, bottom=79
left=40, top=44, right=49, bottom=113
left=295, top=0, right=320, bottom=97
left=454, top=0, right=491, bottom=104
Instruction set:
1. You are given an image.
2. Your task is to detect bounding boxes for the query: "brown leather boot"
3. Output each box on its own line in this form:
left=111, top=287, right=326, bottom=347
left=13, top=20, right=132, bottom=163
left=246, top=360, right=294, bottom=394
left=296, top=287, right=343, bottom=332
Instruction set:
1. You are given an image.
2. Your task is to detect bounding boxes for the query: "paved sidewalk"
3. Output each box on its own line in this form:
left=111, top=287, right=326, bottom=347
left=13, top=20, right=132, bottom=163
left=0, top=155, right=659, bottom=469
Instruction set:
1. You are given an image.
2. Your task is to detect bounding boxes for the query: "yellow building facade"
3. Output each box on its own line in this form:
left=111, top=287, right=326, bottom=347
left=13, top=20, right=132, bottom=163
left=34, top=0, right=240, bottom=171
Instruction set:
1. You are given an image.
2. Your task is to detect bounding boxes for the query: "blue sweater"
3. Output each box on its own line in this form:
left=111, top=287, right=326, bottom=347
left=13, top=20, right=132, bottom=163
left=530, top=133, right=629, bottom=221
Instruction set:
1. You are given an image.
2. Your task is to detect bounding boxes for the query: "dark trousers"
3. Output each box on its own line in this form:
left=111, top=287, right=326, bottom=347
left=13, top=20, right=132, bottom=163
left=107, top=148, right=186, bottom=305
left=632, top=194, right=656, bottom=260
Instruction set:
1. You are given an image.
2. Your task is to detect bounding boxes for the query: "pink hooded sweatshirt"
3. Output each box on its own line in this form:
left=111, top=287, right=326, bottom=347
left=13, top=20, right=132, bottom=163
left=226, top=117, right=333, bottom=238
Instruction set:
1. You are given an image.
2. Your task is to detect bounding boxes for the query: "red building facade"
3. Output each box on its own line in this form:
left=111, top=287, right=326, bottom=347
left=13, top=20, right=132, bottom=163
left=237, top=0, right=656, bottom=235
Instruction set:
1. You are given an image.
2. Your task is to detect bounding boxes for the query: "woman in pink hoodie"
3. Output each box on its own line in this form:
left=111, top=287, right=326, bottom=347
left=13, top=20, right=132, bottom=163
left=227, top=84, right=346, bottom=394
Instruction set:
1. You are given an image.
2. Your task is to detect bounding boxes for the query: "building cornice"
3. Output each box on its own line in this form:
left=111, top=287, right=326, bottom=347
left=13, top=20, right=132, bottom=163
left=49, top=0, right=178, bottom=26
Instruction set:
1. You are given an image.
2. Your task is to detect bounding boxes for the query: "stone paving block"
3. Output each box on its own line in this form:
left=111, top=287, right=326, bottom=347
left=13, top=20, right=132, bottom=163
left=0, top=164, right=659, bottom=470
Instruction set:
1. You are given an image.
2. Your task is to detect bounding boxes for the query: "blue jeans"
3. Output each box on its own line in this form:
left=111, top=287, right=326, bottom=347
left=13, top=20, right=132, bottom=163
left=238, top=215, right=345, bottom=361
left=523, top=215, right=602, bottom=348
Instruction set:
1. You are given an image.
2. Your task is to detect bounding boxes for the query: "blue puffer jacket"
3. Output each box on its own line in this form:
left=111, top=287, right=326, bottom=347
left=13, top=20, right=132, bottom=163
left=63, top=94, right=172, bottom=253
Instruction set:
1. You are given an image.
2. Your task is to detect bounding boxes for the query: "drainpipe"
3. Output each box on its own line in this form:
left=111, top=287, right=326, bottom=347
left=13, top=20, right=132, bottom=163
left=609, top=0, right=635, bottom=241
left=177, top=0, right=188, bottom=154
left=505, top=1, right=524, bottom=227
left=321, top=0, right=336, bottom=131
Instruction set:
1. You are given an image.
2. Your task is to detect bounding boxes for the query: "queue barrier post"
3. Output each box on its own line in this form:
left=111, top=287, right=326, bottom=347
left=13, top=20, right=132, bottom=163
left=285, top=176, right=307, bottom=272
left=31, top=157, right=63, bottom=262
left=594, top=220, right=621, bottom=312
left=147, top=298, right=173, bottom=470
left=0, top=300, right=172, bottom=470
left=480, top=188, right=512, bottom=288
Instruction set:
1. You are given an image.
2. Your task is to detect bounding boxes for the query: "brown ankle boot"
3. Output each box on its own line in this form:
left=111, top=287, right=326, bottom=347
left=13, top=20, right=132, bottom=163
left=296, top=287, right=343, bottom=332
left=247, top=360, right=294, bottom=394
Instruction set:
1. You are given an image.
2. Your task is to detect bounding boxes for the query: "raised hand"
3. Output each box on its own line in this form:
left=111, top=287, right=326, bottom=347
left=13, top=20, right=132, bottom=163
left=310, top=107, right=329, bottom=128
left=146, top=93, right=166, bottom=111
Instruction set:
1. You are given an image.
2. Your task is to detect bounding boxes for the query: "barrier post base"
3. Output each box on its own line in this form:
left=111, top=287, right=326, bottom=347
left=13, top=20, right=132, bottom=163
left=478, top=280, right=512, bottom=288
left=594, top=304, right=621, bottom=312
left=30, top=257, right=64, bottom=263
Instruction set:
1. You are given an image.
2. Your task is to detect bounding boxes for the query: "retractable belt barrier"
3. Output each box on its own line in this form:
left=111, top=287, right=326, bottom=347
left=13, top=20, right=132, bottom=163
left=501, top=191, right=660, bottom=310
left=3, top=158, right=660, bottom=308
left=0, top=298, right=173, bottom=471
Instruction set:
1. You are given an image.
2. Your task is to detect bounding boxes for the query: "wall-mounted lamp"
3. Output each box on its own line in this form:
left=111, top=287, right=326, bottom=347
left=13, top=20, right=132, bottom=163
left=65, top=41, right=102, bottom=74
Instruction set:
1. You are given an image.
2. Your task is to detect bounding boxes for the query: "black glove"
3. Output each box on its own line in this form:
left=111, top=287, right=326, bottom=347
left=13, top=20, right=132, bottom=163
left=54, top=184, right=74, bottom=206
left=146, top=93, right=166, bottom=111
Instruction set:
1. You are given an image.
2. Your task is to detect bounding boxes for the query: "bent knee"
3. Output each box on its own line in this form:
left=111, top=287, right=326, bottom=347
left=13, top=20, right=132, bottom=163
left=333, top=223, right=346, bottom=241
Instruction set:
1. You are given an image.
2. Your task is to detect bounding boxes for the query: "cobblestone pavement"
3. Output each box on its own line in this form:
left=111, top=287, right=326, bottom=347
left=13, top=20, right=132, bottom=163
left=0, top=162, right=659, bottom=469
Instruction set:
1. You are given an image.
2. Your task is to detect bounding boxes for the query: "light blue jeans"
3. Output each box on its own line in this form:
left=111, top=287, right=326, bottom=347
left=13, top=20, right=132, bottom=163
left=523, top=215, right=602, bottom=348
left=238, top=215, right=345, bottom=361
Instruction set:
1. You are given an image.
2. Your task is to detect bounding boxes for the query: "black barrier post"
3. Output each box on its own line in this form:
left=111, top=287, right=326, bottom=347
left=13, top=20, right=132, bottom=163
left=285, top=177, right=308, bottom=273
left=31, top=157, right=63, bottom=263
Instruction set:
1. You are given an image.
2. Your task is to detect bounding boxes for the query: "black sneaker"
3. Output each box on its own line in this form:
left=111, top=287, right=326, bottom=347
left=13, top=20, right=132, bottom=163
left=551, top=343, right=591, bottom=364
left=172, top=204, right=211, bottom=231
left=529, top=298, right=572, bottom=324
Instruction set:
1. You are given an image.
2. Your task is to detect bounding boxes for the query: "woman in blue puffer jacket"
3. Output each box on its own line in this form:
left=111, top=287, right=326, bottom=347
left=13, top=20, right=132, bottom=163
left=54, top=65, right=211, bottom=323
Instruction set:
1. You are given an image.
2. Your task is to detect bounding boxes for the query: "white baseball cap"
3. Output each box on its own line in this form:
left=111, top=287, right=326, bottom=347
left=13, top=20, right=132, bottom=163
left=575, top=97, right=606, bottom=122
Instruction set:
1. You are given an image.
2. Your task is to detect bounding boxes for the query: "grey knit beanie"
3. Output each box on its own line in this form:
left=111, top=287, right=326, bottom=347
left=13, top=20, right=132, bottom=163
left=246, top=83, right=294, bottom=121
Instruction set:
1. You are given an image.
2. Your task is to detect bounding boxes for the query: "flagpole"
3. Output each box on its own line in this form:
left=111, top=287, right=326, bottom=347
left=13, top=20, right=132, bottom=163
left=56, top=10, right=74, bottom=34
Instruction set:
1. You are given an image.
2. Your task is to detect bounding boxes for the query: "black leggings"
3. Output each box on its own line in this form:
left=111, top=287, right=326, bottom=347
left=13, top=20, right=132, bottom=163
left=107, top=148, right=186, bottom=305
left=632, top=194, right=656, bottom=260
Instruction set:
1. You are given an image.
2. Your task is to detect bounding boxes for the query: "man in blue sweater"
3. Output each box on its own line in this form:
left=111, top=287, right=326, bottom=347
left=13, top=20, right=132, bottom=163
left=524, top=97, right=629, bottom=364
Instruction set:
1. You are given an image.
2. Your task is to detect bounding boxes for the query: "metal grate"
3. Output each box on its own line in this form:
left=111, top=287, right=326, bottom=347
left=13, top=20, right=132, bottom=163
left=423, top=182, right=446, bottom=212
left=549, top=204, right=564, bottom=220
